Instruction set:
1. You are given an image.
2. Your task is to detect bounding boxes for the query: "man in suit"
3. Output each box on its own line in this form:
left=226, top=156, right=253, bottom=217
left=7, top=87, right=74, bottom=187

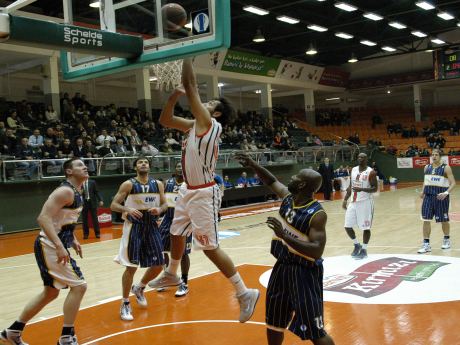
left=82, top=178, right=104, bottom=239
left=318, top=157, right=334, bottom=200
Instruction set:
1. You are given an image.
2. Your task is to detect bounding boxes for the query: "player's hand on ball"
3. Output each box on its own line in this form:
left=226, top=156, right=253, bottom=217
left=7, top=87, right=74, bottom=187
left=342, top=200, right=348, bottom=210
left=267, top=216, right=284, bottom=238
left=233, top=152, right=255, bottom=167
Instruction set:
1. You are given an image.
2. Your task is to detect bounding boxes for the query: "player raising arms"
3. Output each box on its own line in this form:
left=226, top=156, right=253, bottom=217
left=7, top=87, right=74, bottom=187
left=149, top=58, right=260, bottom=323
left=234, top=152, right=335, bottom=345
left=111, top=156, right=168, bottom=321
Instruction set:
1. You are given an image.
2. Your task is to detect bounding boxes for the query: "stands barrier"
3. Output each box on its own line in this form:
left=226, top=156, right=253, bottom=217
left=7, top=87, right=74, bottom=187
left=0, top=146, right=358, bottom=182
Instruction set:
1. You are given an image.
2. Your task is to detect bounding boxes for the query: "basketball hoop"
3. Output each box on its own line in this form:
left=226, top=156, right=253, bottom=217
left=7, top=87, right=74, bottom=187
left=150, top=60, right=183, bottom=91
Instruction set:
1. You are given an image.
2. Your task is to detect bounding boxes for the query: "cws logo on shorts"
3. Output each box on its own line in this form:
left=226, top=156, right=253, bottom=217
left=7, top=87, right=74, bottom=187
left=324, top=257, right=447, bottom=298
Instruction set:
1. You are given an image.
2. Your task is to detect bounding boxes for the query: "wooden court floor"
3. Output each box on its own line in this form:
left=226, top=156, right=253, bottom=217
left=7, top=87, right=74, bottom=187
left=1, top=182, right=460, bottom=344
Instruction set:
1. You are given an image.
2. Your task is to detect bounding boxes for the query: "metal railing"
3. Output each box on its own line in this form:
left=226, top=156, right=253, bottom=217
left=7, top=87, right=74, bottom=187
left=0, top=145, right=358, bottom=182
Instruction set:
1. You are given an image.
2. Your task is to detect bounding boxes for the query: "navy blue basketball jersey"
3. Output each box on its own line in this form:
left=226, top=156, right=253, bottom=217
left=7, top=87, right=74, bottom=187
left=164, top=177, right=182, bottom=218
left=271, top=195, right=325, bottom=265
left=124, top=177, right=160, bottom=224
left=423, top=164, right=449, bottom=195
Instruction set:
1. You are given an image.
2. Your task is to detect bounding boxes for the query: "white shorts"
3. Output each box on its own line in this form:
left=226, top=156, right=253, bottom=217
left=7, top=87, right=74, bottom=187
left=344, top=199, right=374, bottom=231
left=35, top=236, right=86, bottom=289
left=170, top=183, right=221, bottom=250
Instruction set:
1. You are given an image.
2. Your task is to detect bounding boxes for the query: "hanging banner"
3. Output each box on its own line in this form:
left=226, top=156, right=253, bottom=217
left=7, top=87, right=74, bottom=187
left=221, top=50, right=281, bottom=77
left=319, top=68, right=349, bottom=88
left=397, top=157, right=413, bottom=168
left=276, top=60, right=324, bottom=84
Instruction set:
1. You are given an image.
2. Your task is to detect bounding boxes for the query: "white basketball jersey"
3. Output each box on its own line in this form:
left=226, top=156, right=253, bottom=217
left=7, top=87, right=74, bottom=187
left=182, top=118, right=222, bottom=187
left=350, top=166, right=374, bottom=202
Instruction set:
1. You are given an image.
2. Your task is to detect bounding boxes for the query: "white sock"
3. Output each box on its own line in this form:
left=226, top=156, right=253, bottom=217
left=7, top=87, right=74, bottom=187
left=353, top=238, right=359, bottom=245
left=229, top=272, right=248, bottom=296
left=137, top=282, right=146, bottom=288
left=166, top=259, right=180, bottom=275
left=362, top=243, right=368, bottom=250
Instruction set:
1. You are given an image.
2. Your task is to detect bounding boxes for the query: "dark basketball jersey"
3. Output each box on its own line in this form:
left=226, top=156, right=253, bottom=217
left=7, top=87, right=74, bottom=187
left=163, top=177, right=182, bottom=219
left=272, top=195, right=325, bottom=265
left=423, top=164, right=449, bottom=195
left=124, top=177, right=160, bottom=224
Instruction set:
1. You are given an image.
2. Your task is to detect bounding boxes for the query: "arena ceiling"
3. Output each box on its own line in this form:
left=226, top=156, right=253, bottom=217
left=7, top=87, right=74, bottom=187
left=1, top=0, right=460, bottom=68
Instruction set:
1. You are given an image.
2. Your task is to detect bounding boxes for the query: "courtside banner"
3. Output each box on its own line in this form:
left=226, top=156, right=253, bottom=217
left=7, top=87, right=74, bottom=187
left=397, top=157, right=413, bottom=168
left=448, top=156, right=460, bottom=166
left=413, top=157, right=430, bottom=168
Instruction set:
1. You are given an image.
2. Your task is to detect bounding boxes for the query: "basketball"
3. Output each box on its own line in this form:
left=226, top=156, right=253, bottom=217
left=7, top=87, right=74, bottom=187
left=162, top=3, right=187, bottom=32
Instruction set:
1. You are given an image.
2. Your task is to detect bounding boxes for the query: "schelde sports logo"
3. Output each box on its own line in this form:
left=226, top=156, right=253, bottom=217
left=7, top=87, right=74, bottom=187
left=324, top=257, right=447, bottom=298
left=258, top=254, right=460, bottom=305
left=63, top=26, right=103, bottom=47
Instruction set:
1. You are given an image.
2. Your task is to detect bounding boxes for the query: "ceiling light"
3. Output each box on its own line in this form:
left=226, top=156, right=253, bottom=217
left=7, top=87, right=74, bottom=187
left=307, top=24, right=328, bottom=32
left=335, top=32, right=354, bottom=39
left=458, top=21, right=460, bottom=27
left=149, top=76, right=158, bottom=82
left=218, top=83, right=225, bottom=87
left=348, top=53, right=358, bottom=63
left=252, top=29, right=265, bottom=43
left=360, top=40, right=377, bottom=46
left=387, top=89, right=391, bottom=94
left=382, top=46, right=396, bottom=52
left=388, top=21, right=407, bottom=29
left=306, top=43, right=318, bottom=55
left=89, top=0, right=100, bottom=8
left=437, top=12, right=454, bottom=20
left=276, top=15, right=300, bottom=24
left=431, top=38, right=445, bottom=44
left=411, top=30, right=427, bottom=37
left=326, top=97, right=340, bottom=101
left=255, top=90, right=261, bottom=94
left=334, top=2, right=358, bottom=12
left=243, top=5, right=269, bottom=16
left=317, top=0, right=327, bottom=1
left=363, top=12, right=383, bottom=21
left=415, top=1, right=435, bottom=10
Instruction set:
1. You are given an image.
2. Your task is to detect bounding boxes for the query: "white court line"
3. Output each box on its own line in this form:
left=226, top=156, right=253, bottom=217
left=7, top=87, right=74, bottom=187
left=81, top=320, right=266, bottom=345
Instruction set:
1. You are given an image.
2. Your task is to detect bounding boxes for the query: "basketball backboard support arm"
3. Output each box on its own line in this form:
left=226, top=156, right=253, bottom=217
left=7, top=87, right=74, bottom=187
left=1, top=0, right=37, bottom=14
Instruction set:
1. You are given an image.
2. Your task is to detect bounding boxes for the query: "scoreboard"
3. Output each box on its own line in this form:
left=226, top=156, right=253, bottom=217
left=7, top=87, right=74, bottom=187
left=435, top=48, right=460, bottom=80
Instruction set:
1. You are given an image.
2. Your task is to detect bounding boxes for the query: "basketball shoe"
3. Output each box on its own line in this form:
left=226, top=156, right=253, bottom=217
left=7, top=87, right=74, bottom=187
left=175, top=283, right=189, bottom=297
left=417, top=242, right=431, bottom=254
left=120, top=302, right=134, bottom=321
left=57, top=335, right=78, bottom=345
left=131, top=284, right=147, bottom=308
left=0, top=329, right=29, bottom=345
left=441, top=238, right=451, bottom=249
left=148, top=271, right=182, bottom=289
left=237, top=289, right=260, bottom=323
left=355, top=248, right=368, bottom=260
left=351, top=243, right=362, bottom=257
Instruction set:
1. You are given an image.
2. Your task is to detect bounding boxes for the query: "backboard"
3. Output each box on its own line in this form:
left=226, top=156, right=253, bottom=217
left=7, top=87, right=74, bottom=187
left=61, top=0, right=229, bottom=81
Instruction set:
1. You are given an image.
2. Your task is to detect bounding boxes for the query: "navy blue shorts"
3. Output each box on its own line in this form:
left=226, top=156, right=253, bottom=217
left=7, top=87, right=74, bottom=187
left=159, top=216, right=192, bottom=255
left=127, top=222, right=165, bottom=267
left=266, top=261, right=327, bottom=341
left=421, top=194, right=450, bottom=222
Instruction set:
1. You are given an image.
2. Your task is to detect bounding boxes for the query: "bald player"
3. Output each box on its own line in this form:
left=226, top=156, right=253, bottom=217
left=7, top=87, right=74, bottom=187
left=235, top=153, right=335, bottom=345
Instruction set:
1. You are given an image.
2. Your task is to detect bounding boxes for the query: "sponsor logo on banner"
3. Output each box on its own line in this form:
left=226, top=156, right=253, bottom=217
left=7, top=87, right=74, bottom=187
left=413, top=157, right=430, bottom=168
left=221, top=50, right=281, bottom=77
left=259, top=254, right=460, bottom=304
left=63, top=26, right=103, bottom=47
left=397, top=157, right=413, bottom=168
left=319, top=68, right=350, bottom=87
left=98, top=212, right=112, bottom=223
left=448, top=156, right=460, bottom=166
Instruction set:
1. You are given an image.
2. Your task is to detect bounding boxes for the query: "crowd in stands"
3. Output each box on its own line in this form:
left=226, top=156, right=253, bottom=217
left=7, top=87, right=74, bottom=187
left=315, top=109, right=351, bottom=126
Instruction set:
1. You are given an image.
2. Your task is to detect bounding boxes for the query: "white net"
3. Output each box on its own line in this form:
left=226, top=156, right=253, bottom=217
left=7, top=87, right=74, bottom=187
left=150, top=59, right=183, bottom=91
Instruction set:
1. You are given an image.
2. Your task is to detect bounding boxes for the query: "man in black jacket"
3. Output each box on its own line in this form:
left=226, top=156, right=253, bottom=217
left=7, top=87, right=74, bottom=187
left=318, top=157, right=334, bottom=200
left=82, top=178, right=104, bottom=239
